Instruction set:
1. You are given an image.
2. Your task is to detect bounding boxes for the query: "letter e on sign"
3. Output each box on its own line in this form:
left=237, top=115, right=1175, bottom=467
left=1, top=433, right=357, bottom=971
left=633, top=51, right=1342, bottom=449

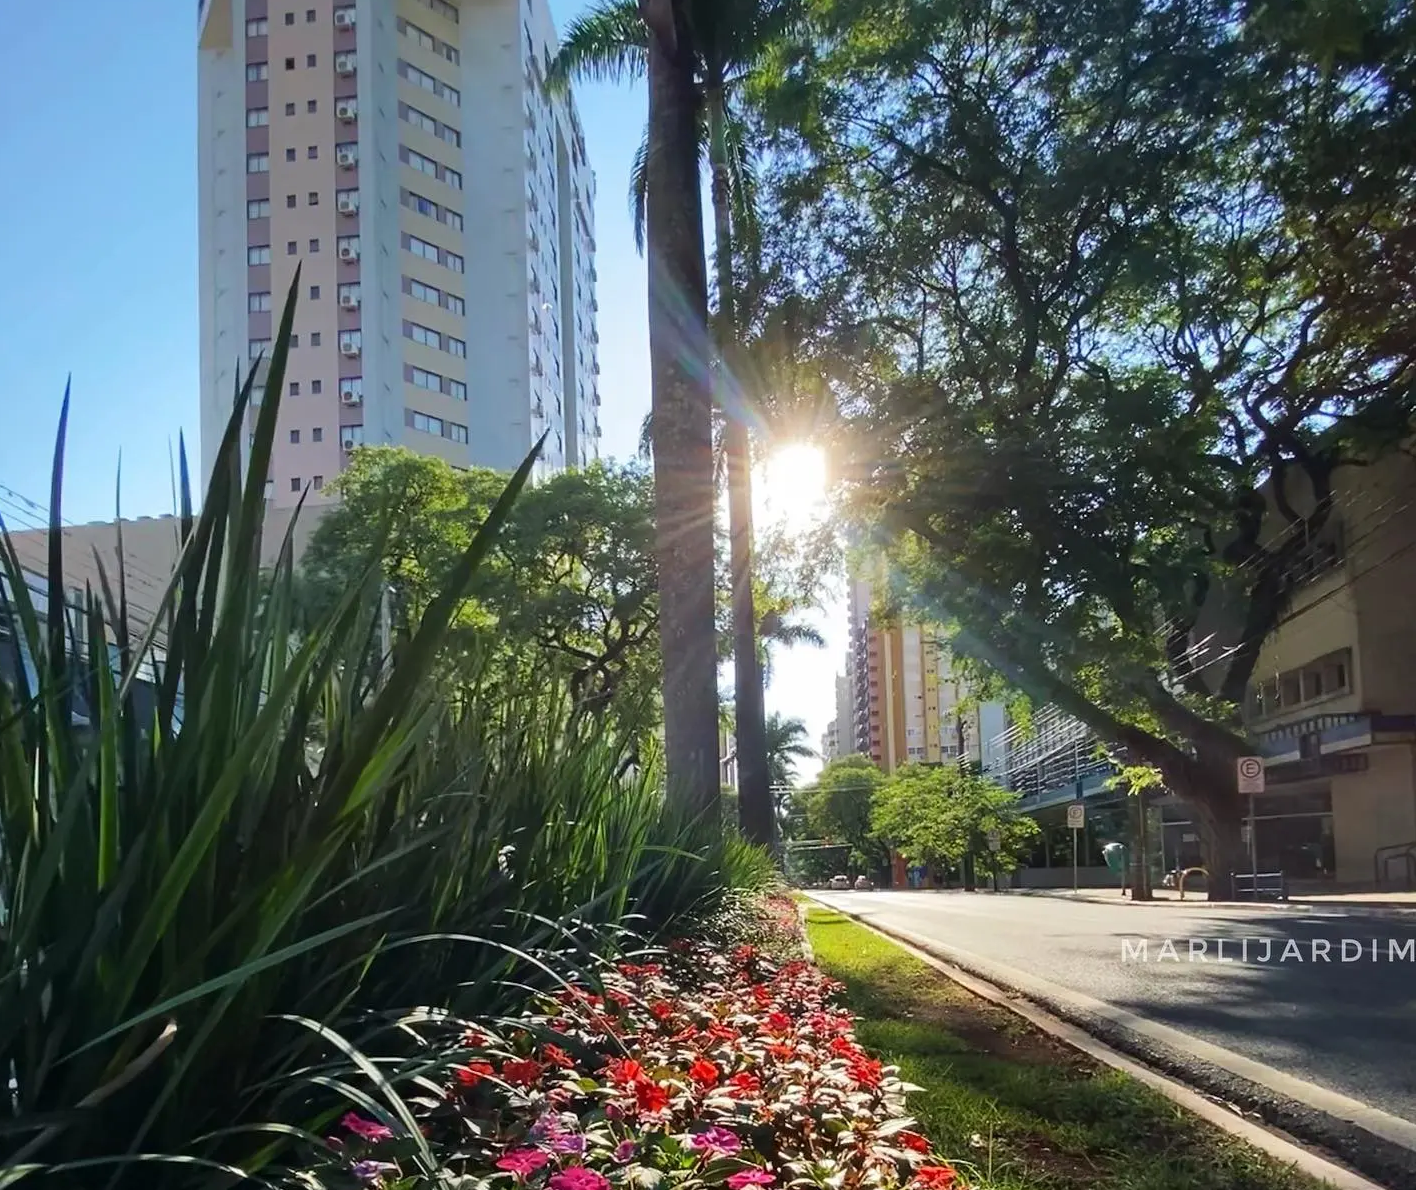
left=1237, top=756, right=1265, bottom=794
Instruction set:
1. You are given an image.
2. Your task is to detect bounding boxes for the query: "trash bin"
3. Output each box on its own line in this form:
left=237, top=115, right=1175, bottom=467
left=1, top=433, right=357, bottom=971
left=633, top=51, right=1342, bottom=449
left=1101, top=841, right=1127, bottom=874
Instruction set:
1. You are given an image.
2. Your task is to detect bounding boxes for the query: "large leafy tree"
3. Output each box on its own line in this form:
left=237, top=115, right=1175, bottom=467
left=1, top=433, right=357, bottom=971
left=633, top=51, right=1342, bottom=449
left=298, top=448, right=660, bottom=730
left=758, top=0, right=1416, bottom=893
left=799, top=754, right=889, bottom=874
left=765, top=711, right=817, bottom=789
left=553, top=0, right=800, bottom=846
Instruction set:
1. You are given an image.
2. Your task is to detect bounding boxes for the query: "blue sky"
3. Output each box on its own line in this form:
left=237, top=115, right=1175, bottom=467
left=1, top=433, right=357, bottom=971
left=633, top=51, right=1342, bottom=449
left=0, top=0, right=837, bottom=776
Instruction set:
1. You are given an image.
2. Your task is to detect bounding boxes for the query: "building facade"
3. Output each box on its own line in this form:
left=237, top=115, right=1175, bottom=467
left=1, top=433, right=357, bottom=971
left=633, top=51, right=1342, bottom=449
left=197, top=0, right=599, bottom=504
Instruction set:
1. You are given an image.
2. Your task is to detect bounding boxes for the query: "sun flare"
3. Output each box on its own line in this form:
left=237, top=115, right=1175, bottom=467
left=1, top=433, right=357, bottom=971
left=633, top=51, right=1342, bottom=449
left=756, top=443, right=830, bottom=531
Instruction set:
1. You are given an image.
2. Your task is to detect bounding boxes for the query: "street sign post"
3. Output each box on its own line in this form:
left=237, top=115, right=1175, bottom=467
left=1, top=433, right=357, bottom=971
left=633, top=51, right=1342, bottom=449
left=1237, top=757, right=1265, bottom=885
left=1067, top=802, right=1085, bottom=891
left=987, top=830, right=1001, bottom=852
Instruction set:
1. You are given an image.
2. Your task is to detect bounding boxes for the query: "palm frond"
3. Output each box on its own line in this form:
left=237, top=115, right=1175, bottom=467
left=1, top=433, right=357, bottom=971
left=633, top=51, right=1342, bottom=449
left=629, top=123, right=649, bottom=256
left=547, top=0, right=647, bottom=91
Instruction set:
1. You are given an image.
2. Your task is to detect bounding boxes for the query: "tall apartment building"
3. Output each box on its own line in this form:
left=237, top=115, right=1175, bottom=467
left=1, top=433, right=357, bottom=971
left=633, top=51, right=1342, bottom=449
left=197, top=0, right=600, bottom=505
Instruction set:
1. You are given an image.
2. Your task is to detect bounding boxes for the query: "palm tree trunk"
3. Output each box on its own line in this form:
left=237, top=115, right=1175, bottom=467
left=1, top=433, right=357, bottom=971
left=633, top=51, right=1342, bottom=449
left=642, top=0, right=720, bottom=821
left=707, top=88, right=771, bottom=848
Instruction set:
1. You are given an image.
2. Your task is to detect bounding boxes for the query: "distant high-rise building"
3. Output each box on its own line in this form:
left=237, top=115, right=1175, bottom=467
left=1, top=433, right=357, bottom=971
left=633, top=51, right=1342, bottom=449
left=197, top=0, right=600, bottom=504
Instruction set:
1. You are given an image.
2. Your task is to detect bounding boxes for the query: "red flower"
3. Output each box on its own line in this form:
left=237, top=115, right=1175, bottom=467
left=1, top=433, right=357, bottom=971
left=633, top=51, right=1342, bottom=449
left=829, top=1036, right=860, bottom=1057
left=632, top=1077, right=669, bottom=1113
left=455, top=1061, right=495, bottom=1087
left=649, top=1000, right=676, bottom=1021
left=605, top=1058, right=645, bottom=1085
left=727, top=1071, right=761, bottom=1097
left=707, top=1022, right=740, bottom=1043
left=763, top=1011, right=794, bottom=1036
left=688, top=1058, right=720, bottom=1088
left=898, top=1131, right=931, bottom=1154
left=732, top=945, right=758, bottom=963
left=501, top=1058, right=544, bottom=1087
left=847, top=1056, right=883, bottom=1088
left=607, top=989, right=632, bottom=1008
left=766, top=1043, right=796, bottom=1061
left=496, top=1150, right=551, bottom=1178
left=727, top=1171, right=776, bottom=1190
left=911, top=1166, right=957, bottom=1189
left=543, top=1044, right=575, bottom=1069
left=549, top=1170, right=610, bottom=1190
left=670, top=1025, right=699, bottom=1043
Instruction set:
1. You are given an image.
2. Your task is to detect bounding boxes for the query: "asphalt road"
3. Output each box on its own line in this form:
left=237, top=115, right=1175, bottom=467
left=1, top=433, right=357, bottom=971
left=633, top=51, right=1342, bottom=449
left=813, top=889, right=1416, bottom=1127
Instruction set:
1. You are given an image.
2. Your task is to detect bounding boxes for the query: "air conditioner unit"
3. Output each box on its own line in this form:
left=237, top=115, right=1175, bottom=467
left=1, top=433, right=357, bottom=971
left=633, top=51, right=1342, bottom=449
left=340, top=388, right=362, bottom=405
left=338, top=243, right=360, bottom=261
left=342, top=436, right=359, bottom=450
left=336, top=100, right=358, bottom=122
left=334, top=8, right=355, bottom=28
left=335, top=53, right=356, bottom=75
left=337, top=195, right=358, bottom=215
left=340, top=338, right=361, bottom=357
left=339, top=291, right=361, bottom=309
left=337, top=148, right=358, bottom=168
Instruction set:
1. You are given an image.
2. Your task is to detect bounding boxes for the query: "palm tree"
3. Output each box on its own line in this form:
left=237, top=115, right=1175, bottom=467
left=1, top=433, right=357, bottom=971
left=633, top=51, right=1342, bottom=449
left=551, top=0, right=799, bottom=847
left=637, top=0, right=721, bottom=819
left=765, top=711, right=817, bottom=807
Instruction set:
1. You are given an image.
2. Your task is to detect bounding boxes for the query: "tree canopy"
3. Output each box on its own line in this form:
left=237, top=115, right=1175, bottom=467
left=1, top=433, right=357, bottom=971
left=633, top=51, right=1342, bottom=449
left=754, top=0, right=1416, bottom=877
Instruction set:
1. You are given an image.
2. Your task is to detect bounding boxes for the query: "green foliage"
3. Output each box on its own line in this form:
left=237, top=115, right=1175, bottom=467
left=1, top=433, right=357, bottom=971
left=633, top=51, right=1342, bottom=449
left=765, top=711, right=817, bottom=789
left=0, top=281, right=765, bottom=1183
left=798, top=754, right=888, bottom=870
left=754, top=0, right=1416, bottom=862
left=299, top=448, right=661, bottom=733
left=872, top=765, right=1039, bottom=878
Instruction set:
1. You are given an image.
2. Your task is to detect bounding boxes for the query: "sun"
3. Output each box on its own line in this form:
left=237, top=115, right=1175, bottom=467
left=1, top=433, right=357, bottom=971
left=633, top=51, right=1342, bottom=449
left=756, top=443, right=830, bottom=531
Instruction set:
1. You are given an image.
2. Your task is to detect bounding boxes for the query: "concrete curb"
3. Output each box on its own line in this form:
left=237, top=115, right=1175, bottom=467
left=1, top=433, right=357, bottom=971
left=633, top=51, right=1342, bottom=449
left=952, top=887, right=1416, bottom=918
left=807, top=895, right=1414, bottom=1190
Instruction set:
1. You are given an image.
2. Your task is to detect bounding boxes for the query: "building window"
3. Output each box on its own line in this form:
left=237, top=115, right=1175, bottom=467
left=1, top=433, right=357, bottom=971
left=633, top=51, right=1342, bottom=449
left=307, top=53, right=317, bottom=67
left=291, top=477, right=302, bottom=492
left=406, top=234, right=440, bottom=262
left=403, top=189, right=439, bottom=219
left=444, top=209, right=463, bottom=232
left=443, top=167, right=463, bottom=190
left=247, top=245, right=272, bottom=265
left=306, top=7, right=316, bottom=20
left=342, top=424, right=366, bottom=446
left=340, top=330, right=362, bottom=353
left=447, top=336, right=466, bottom=358
left=249, top=338, right=271, bottom=359
left=247, top=199, right=271, bottom=218
left=287, top=194, right=298, bottom=208
left=249, top=291, right=272, bottom=312
left=310, top=332, right=322, bottom=347
left=445, top=293, right=465, bottom=316
left=246, top=62, right=268, bottom=81
left=402, top=104, right=438, bottom=135
left=340, top=377, right=363, bottom=401
left=402, top=147, right=439, bottom=177
left=312, top=426, right=323, bottom=441
left=336, top=141, right=358, bottom=164
left=290, top=428, right=301, bottom=442
left=412, top=411, right=444, bottom=436
left=445, top=251, right=464, bottom=273
left=313, top=475, right=324, bottom=490
left=284, top=11, right=295, bottom=24
left=307, top=145, right=318, bottom=159
left=290, top=334, right=299, bottom=347
left=247, top=153, right=270, bottom=173
left=337, top=234, right=361, bottom=257
left=309, top=238, right=320, bottom=253
left=448, top=422, right=469, bottom=444
left=438, top=125, right=461, bottom=148
left=285, top=57, right=295, bottom=70
left=246, top=17, right=268, bottom=36
left=310, top=284, right=321, bottom=300
left=443, top=83, right=461, bottom=107
left=246, top=107, right=269, bottom=127
left=307, top=98, right=318, bottom=113
left=338, top=282, right=361, bottom=305
left=311, top=380, right=323, bottom=395
left=448, top=379, right=467, bottom=400
left=285, top=101, right=296, bottom=116
left=407, top=322, right=441, bottom=349
left=410, top=366, right=442, bottom=391
left=285, top=147, right=297, bottom=162
left=287, top=240, right=298, bottom=255
left=409, top=278, right=441, bottom=305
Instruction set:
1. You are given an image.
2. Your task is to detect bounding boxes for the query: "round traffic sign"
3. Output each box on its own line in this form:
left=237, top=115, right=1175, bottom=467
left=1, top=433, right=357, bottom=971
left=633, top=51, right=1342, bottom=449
left=1238, top=757, right=1262, bottom=780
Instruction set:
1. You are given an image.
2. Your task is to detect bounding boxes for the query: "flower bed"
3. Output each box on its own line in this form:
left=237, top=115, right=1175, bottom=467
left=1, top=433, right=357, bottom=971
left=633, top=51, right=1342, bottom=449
left=315, top=895, right=959, bottom=1190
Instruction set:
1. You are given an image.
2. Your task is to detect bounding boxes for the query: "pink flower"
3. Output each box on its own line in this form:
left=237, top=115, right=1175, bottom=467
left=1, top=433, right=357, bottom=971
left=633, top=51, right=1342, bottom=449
left=548, top=1170, right=610, bottom=1190
left=688, top=1126, right=742, bottom=1157
left=728, top=1172, right=776, bottom=1190
left=341, top=1112, right=393, bottom=1142
left=496, top=1150, right=552, bottom=1178
left=612, top=1140, right=637, bottom=1164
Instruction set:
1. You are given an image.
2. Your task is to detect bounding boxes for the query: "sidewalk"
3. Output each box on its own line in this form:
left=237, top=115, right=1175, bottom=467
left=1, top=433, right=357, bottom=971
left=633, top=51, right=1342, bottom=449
left=1002, top=886, right=1416, bottom=911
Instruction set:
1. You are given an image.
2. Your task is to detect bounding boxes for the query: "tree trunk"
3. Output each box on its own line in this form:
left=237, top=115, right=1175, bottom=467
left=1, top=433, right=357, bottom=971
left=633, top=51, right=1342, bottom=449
left=642, top=0, right=720, bottom=822
left=705, top=89, right=771, bottom=848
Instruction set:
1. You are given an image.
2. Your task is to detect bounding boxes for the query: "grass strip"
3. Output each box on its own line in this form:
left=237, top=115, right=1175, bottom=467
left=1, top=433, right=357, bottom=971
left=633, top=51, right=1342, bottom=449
left=804, top=906, right=1325, bottom=1190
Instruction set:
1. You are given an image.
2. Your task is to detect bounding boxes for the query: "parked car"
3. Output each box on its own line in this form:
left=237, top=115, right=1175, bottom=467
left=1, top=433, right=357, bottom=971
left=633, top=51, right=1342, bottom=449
left=829, top=874, right=851, bottom=890
left=853, top=875, right=873, bottom=891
